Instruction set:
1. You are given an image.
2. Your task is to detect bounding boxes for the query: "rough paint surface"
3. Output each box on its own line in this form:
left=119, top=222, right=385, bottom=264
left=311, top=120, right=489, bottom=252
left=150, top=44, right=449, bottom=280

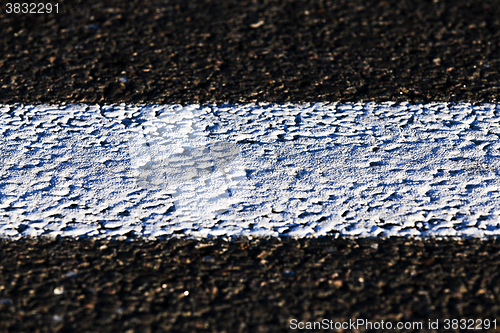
left=1, top=102, right=500, bottom=239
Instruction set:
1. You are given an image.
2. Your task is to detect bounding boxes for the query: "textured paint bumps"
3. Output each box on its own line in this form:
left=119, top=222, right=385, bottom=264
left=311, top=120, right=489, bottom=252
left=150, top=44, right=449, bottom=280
left=1, top=102, right=500, bottom=239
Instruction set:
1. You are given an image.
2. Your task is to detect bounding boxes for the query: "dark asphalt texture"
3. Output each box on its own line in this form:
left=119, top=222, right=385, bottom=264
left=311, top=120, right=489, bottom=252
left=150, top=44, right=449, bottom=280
left=2, top=238, right=500, bottom=333
left=2, top=0, right=500, bottom=332
left=1, top=0, right=500, bottom=104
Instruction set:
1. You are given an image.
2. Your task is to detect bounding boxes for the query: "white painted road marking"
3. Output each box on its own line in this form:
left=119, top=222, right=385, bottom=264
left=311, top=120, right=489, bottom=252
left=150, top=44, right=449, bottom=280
left=1, top=102, right=500, bottom=239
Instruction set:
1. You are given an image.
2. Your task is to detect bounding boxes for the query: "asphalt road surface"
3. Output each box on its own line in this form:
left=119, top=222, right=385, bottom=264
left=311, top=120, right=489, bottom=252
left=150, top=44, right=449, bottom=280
left=1, top=0, right=500, bottom=332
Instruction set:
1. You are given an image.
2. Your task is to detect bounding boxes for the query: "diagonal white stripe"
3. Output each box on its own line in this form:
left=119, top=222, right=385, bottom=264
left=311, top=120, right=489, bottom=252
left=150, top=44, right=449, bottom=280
left=1, top=102, right=500, bottom=239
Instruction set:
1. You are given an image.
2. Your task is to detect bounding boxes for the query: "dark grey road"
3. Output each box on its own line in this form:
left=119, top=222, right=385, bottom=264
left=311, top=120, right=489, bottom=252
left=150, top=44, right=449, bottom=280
left=2, top=0, right=500, bottom=104
left=1, top=0, right=500, bottom=332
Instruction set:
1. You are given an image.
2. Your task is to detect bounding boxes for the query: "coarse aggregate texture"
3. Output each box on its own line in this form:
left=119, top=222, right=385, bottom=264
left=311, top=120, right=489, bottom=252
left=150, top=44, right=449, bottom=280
left=1, top=0, right=500, bottom=104
left=3, top=102, right=500, bottom=239
left=2, top=237, right=500, bottom=333
left=3, top=0, right=500, bottom=330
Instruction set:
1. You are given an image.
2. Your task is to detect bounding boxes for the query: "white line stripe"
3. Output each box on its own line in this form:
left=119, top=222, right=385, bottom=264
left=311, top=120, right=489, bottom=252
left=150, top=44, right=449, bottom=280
left=1, top=102, right=500, bottom=239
